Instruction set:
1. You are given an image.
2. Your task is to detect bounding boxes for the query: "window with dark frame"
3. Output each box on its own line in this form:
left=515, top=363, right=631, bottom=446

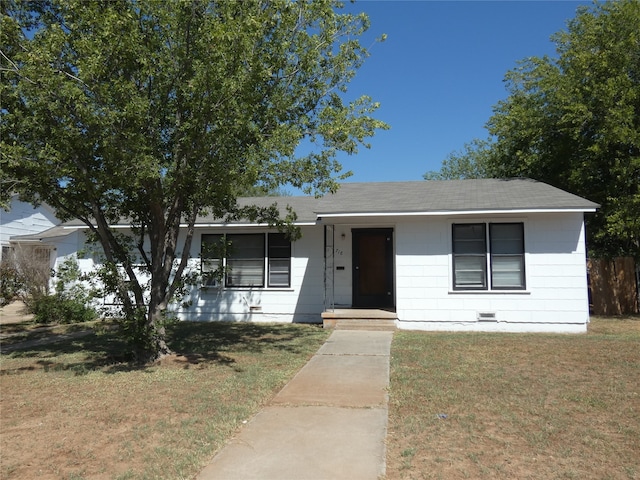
left=201, top=233, right=291, bottom=288
left=1, top=246, right=12, bottom=262
left=226, top=234, right=265, bottom=287
left=452, top=222, right=525, bottom=291
left=490, top=223, right=525, bottom=289
left=268, top=233, right=291, bottom=287
left=452, top=223, right=487, bottom=290
left=201, top=234, right=223, bottom=287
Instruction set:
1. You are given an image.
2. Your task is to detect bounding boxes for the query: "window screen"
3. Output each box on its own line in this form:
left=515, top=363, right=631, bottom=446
left=490, top=223, right=525, bottom=289
left=226, top=234, right=265, bottom=287
left=453, top=223, right=487, bottom=289
left=268, top=233, right=291, bottom=287
left=201, top=234, right=223, bottom=286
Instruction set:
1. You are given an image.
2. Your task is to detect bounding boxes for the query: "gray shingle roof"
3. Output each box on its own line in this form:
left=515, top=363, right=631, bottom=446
left=315, top=178, right=599, bottom=215
left=195, top=196, right=320, bottom=224
left=56, top=195, right=321, bottom=226
left=53, top=178, right=598, bottom=231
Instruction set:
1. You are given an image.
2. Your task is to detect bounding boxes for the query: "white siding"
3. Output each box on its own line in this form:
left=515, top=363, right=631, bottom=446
left=44, top=211, right=592, bottom=332
left=1, top=198, right=59, bottom=259
left=395, top=213, right=590, bottom=333
left=171, top=225, right=326, bottom=323
left=331, top=225, right=353, bottom=307
left=50, top=226, right=327, bottom=322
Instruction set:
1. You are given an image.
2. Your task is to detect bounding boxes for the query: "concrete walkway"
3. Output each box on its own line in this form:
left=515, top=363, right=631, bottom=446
left=196, top=329, right=393, bottom=480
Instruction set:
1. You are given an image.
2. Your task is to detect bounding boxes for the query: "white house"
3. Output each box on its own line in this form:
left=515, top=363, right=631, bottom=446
left=0, top=196, right=60, bottom=266
left=15, top=179, right=599, bottom=333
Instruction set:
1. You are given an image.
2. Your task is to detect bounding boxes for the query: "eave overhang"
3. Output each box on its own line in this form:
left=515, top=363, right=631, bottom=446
left=315, top=207, right=597, bottom=220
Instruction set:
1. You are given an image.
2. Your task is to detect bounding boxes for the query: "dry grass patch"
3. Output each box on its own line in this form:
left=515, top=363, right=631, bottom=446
left=387, top=317, right=640, bottom=480
left=0, top=320, right=108, bottom=350
left=0, top=321, right=329, bottom=480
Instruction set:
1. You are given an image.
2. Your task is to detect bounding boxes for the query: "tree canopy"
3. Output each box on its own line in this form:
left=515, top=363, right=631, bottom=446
left=1, top=0, right=387, bottom=360
left=423, top=138, right=493, bottom=181
left=425, top=0, right=639, bottom=258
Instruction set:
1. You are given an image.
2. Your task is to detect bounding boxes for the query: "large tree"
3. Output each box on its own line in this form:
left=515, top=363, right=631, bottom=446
left=426, top=0, right=639, bottom=259
left=1, top=0, right=387, bottom=361
left=423, top=138, right=493, bottom=180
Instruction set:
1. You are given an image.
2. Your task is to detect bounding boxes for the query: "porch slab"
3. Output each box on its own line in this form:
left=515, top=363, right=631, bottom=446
left=322, top=308, right=398, bottom=319
left=322, top=309, right=398, bottom=330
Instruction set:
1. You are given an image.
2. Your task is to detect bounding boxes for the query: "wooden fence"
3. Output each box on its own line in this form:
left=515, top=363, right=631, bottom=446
left=587, top=257, right=639, bottom=315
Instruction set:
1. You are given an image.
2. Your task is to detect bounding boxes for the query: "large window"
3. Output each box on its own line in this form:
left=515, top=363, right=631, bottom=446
left=226, top=234, right=265, bottom=287
left=201, top=233, right=291, bottom=288
left=452, top=223, right=525, bottom=291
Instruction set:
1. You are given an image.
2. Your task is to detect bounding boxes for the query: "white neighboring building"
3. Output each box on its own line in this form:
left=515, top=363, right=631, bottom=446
left=15, top=179, right=599, bottom=333
left=1, top=196, right=60, bottom=265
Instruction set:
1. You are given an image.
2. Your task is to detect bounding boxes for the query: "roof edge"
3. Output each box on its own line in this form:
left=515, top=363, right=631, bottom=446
left=317, top=207, right=598, bottom=218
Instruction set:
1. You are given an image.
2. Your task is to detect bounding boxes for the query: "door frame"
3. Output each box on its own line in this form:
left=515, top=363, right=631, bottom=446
left=351, top=228, right=395, bottom=309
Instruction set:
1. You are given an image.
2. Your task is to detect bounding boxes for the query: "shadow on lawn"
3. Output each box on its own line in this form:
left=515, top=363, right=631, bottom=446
left=1, top=321, right=324, bottom=374
left=165, top=321, right=326, bottom=369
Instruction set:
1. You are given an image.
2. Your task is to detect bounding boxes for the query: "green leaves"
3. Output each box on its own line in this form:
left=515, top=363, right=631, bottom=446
left=1, top=0, right=387, bottom=360
left=424, top=138, right=494, bottom=181
left=429, top=0, right=639, bottom=258
left=3, top=0, right=386, bottom=212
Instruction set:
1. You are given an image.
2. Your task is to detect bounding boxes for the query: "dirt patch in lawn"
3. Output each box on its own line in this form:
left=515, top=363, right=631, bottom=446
left=0, top=300, right=33, bottom=325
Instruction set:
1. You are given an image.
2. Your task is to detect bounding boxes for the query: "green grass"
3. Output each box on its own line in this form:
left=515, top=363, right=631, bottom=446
left=0, top=321, right=330, bottom=480
left=386, top=317, right=640, bottom=480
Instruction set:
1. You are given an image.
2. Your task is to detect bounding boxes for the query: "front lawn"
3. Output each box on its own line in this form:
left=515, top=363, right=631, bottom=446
left=3, top=316, right=638, bottom=479
left=386, top=317, right=640, bottom=479
left=0, top=321, right=329, bottom=480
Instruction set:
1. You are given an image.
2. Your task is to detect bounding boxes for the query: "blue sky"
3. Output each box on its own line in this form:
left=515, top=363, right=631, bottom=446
left=329, top=0, right=592, bottom=184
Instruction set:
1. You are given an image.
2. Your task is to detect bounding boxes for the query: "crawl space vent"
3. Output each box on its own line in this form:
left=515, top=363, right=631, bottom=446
left=477, top=311, right=497, bottom=322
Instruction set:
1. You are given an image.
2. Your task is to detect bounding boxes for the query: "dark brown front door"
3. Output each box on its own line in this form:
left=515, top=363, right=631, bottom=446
left=352, top=228, right=394, bottom=309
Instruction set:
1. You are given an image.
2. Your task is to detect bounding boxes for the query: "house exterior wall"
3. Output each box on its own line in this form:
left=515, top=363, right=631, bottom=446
left=178, top=225, right=326, bottom=323
left=329, top=225, right=352, bottom=307
left=61, top=226, right=327, bottom=323
left=1, top=198, right=59, bottom=260
left=48, top=211, right=591, bottom=332
left=394, top=212, right=590, bottom=333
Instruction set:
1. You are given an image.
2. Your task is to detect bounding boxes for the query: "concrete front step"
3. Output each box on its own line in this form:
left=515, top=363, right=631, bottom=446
left=322, top=318, right=397, bottom=331
left=322, top=309, right=398, bottom=331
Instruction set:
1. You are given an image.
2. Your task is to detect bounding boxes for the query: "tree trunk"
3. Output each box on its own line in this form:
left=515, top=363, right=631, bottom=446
left=145, top=302, right=172, bottom=362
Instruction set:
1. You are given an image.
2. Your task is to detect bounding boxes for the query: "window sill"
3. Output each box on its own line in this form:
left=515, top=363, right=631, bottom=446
left=449, top=290, right=531, bottom=295
left=200, top=286, right=294, bottom=292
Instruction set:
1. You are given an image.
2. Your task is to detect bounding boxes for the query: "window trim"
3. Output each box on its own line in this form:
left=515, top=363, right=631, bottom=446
left=452, top=223, right=487, bottom=291
left=226, top=233, right=266, bottom=288
left=267, top=232, right=291, bottom=288
left=489, top=223, right=526, bottom=291
left=451, top=221, right=526, bottom=292
left=201, top=232, right=292, bottom=289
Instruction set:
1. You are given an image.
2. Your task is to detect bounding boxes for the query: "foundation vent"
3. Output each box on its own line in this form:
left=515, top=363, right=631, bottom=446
left=477, top=311, right=497, bottom=321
